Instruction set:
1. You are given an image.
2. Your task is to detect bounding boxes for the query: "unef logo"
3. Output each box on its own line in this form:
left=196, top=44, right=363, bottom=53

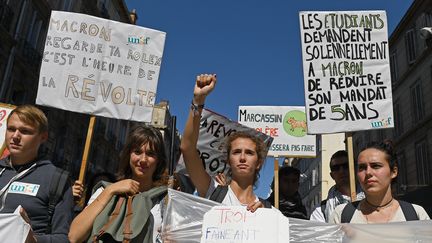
left=8, top=182, right=40, bottom=196
left=283, top=110, right=308, bottom=137
left=370, top=117, right=392, bottom=128
left=127, top=36, right=150, bottom=45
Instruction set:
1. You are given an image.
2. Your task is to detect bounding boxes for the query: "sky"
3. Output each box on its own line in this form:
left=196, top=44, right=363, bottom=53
left=125, top=0, right=413, bottom=197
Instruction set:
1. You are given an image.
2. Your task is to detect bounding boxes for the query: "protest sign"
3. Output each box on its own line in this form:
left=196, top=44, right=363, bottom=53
left=0, top=206, right=31, bottom=243
left=238, top=106, right=316, bottom=157
left=200, top=206, right=289, bottom=243
left=0, top=103, right=15, bottom=156
left=36, top=11, right=166, bottom=122
left=299, top=11, right=393, bottom=134
left=176, top=109, right=273, bottom=176
left=164, top=189, right=432, bottom=243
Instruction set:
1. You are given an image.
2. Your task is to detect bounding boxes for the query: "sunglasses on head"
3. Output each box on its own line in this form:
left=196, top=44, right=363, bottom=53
left=330, top=163, right=349, bottom=172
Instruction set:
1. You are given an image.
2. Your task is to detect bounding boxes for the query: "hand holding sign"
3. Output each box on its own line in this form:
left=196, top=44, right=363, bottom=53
left=20, top=207, right=37, bottom=243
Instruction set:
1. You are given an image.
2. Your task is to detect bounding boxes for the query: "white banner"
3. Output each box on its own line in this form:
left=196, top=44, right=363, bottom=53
left=36, top=11, right=166, bottom=122
left=299, top=11, right=394, bottom=134
left=176, top=109, right=273, bottom=176
left=164, top=189, right=432, bottom=243
left=0, top=206, right=31, bottom=243
left=201, top=206, right=289, bottom=243
left=238, top=106, right=316, bottom=157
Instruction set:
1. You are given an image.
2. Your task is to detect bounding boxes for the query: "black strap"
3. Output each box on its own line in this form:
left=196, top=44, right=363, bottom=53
left=46, top=167, right=70, bottom=233
left=341, top=200, right=418, bottom=223
left=210, top=185, right=272, bottom=208
left=209, top=185, right=229, bottom=203
left=341, top=201, right=361, bottom=223
left=398, top=200, right=418, bottom=221
left=320, top=199, right=327, bottom=221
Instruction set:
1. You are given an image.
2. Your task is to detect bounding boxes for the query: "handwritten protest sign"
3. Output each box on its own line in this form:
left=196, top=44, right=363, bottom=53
left=201, top=206, right=289, bottom=243
left=238, top=106, right=316, bottom=157
left=165, top=189, right=432, bottom=243
left=36, top=11, right=166, bottom=122
left=299, top=11, right=393, bottom=134
left=176, top=109, right=273, bottom=176
left=0, top=103, right=15, bottom=154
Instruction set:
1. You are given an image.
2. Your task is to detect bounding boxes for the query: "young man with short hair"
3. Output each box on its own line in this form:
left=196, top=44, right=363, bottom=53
left=309, top=150, right=364, bottom=222
left=266, top=166, right=308, bottom=219
left=0, top=105, right=73, bottom=242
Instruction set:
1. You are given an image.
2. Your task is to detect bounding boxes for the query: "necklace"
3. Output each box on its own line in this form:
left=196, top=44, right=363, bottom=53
left=365, top=198, right=394, bottom=212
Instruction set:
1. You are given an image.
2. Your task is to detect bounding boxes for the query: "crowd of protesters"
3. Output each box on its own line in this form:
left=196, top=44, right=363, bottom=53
left=0, top=74, right=430, bottom=242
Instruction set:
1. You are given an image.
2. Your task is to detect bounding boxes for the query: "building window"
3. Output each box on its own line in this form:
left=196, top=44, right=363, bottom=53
left=397, top=151, right=408, bottom=193
left=10, top=79, right=26, bottom=104
left=390, top=51, right=398, bottom=84
left=62, top=0, right=72, bottom=11
left=378, top=129, right=385, bottom=142
left=393, top=102, right=404, bottom=136
left=312, top=168, right=317, bottom=187
left=415, top=139, right=430, bottom=185
left=410, top=80, right=425, bottom=124
left=405, top=29, right=417, bottom=64
left=422, top=12, right=432, bottom=27
left=116, top=121, right=127, bottom=150
left=26, top=10, right=43, bottom=49
left=0, top=1, right=15, bottom=32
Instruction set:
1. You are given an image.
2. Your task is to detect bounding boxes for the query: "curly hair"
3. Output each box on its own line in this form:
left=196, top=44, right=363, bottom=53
left=225, top=131, right=267, bottom=186
left=117, top=125, right=167, bottom=186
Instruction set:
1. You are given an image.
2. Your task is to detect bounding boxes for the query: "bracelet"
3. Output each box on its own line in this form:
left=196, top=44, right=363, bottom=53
left=191, top=100, right=204, bottom=116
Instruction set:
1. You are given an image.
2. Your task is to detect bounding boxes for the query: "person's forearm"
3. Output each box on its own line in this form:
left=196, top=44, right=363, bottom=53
left=181, top=92, right=207, bottom=157
left=180, top=98, right=211, bottom=196
left=182, top=108, right=202, bottom=150
left=181, top=74, right=216, bottom=197
left=68, top=188, right=114, bottom=243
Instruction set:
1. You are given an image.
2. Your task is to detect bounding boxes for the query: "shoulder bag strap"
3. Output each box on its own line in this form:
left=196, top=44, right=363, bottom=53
left=320, top=199, right=328, bottom=221
left=398, top=200, right=418, bottom=221
left=341, top=201, right=360, bottom=223
left=209, top=185, right=228, bottom=203
left=122, top=196, right=134, bottom=243
left=46, top=167, right=70, bottom=233
left=93, top=197, right=125, bottom=243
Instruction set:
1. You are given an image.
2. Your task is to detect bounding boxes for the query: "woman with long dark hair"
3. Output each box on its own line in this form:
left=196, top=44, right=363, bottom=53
left=69, top=125, right=167, bottom=242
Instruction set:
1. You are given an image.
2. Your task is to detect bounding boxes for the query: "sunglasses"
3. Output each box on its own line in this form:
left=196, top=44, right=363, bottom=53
left=330, top=163, right=349, bottom=172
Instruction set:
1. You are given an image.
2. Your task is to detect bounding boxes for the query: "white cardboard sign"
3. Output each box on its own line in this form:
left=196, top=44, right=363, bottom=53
left=238, top=106, right=316, bottom=157
left=299, top=11, right=394, bottom=134
left=37, top=11, right=166, bottom=122
left=201, top=206, right=289, bottom=243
